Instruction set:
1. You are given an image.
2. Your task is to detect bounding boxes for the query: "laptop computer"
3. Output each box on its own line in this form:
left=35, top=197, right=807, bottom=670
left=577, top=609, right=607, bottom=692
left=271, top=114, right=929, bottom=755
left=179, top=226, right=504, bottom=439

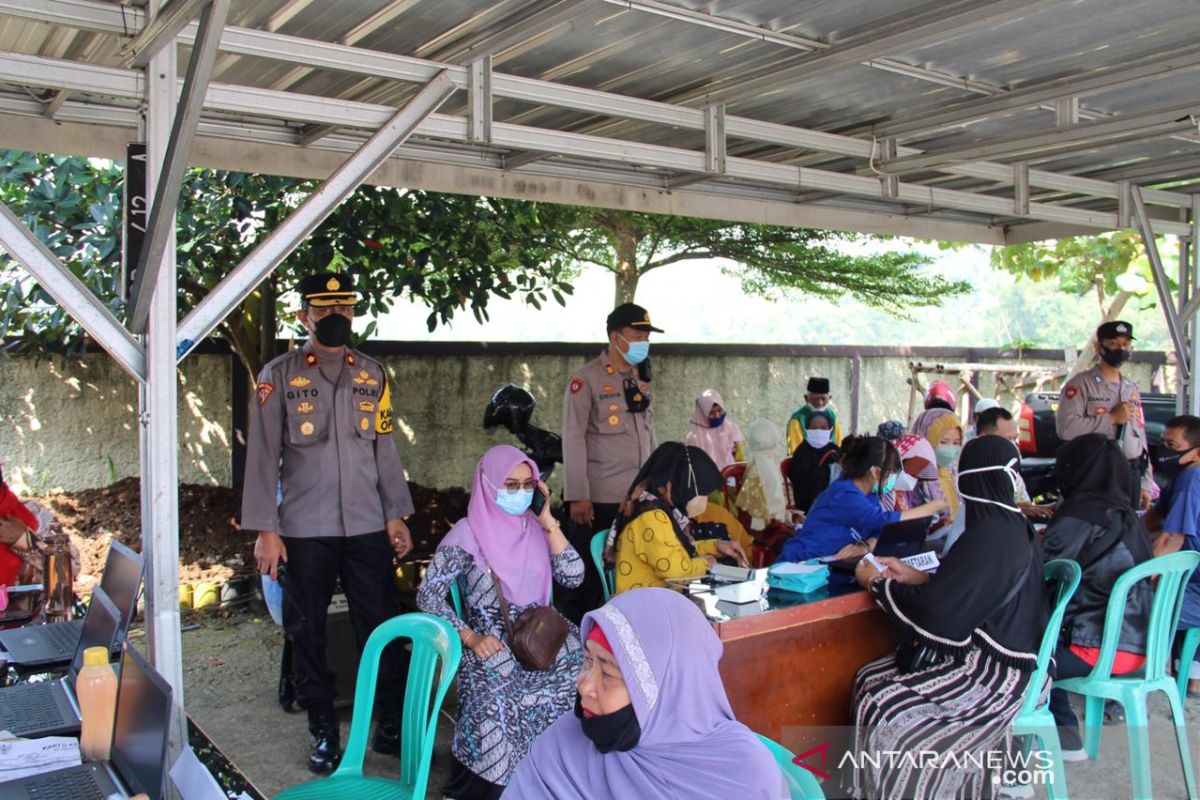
left=0, top=540, right=143, bottom=668
left=0, top=587, right=120, bottom=738
left=0, top=644, right=173, bottom=800
left=826, top=516, right=933, bottom=573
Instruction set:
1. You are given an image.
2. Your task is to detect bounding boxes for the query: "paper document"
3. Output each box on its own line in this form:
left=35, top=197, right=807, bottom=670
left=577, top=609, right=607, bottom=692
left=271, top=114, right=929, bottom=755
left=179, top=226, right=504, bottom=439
left=901, top=551, right=940, bottom=572
left=0, top=736, right=81, bottom=781
left=170, top=745, right=227, bottom=800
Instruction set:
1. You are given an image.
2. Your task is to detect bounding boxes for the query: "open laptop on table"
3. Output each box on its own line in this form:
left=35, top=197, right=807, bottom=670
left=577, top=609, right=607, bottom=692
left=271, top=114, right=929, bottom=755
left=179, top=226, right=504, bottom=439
left=0, top=587, right=120, bottom=738
left=0, top=644, right=173, bottom=800
left=824, top=516, right=932, bottom=573
left=0, top=540, right=143, bottom=668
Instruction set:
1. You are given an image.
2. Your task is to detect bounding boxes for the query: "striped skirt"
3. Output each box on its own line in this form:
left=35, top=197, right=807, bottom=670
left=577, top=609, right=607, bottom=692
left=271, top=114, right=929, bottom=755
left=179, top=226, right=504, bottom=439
left=843, top=648, right=1035, bottom=800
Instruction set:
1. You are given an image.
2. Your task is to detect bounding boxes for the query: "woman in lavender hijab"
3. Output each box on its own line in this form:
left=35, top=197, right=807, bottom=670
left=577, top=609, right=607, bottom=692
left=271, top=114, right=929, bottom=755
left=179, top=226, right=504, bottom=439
left=504, top=587, right=785, bottom=799
left=417, top=445, right=585, bottom=800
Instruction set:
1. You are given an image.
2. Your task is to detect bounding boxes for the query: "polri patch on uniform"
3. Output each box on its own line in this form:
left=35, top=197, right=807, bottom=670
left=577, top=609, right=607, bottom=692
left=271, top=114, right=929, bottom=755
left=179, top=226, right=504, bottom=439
left=608, top=415, right=619, bottom=426
left=256, top=382, right=274, bottom=406
left=569, top=378, right=584, bottom=394
left=289, top=376, right=311, bottom=388
left=358, top=400, right=375, bottom=413
left=305, top=353, right=317, bottom=367
left=296, top=402, right=314, bottom=415
left=299, top=420, right=315, bottom=436
left=1064, top=386, right=1078, bottom=399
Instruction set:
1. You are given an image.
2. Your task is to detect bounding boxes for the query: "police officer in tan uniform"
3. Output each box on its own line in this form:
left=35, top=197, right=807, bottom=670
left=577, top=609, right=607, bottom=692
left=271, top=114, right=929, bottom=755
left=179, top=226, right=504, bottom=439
left=559, top=303, right=660, bottom=623
left=241, top=272, right=413, bottom=774
left=1056, top=320, right=1152, bottom=509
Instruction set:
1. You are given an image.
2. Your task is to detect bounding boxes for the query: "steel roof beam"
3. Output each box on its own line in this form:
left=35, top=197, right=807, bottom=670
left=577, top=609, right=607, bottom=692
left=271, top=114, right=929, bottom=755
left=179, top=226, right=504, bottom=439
left=121, top=0, right=211, bottom=68
left=127, top=0, right=229, bottom=333
left=175, top=71, right=455, bottom=360
left=871, top=101, right=1200, bottom=177
left=0, top=203, right=145, bottom=381
left=879, top=41, right=1200, bottom=138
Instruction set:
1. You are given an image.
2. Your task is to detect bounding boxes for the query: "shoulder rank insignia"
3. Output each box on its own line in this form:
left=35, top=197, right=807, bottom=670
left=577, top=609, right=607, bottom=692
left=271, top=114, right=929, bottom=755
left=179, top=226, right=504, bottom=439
left=346, top=353, right=356, bottom=367
left=358, top=400, right=375, bottom=413
left=256, top=382, right=274, bottom=406
left=289, top=376, right=311, bottom=388
left=299, top=420, right=315, bottom=437
left=295, top=402, right=314, bottom=415
left=304, top=352, right=317, bottom=368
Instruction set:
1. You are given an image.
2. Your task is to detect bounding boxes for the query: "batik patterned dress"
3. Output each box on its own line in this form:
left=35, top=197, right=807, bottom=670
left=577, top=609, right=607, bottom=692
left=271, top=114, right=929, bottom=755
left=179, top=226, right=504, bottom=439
left=417, top=544, right=584, bottom=788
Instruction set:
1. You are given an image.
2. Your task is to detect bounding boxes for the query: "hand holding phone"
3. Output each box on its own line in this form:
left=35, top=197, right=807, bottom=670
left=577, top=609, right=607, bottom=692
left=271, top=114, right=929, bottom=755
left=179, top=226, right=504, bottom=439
left=530, top=486, right=547, bottom=516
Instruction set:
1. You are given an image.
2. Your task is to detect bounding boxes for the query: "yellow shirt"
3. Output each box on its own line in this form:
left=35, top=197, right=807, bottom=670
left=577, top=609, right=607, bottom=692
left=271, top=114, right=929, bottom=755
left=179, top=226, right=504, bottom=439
left=614, top=508, right=719, bottom=594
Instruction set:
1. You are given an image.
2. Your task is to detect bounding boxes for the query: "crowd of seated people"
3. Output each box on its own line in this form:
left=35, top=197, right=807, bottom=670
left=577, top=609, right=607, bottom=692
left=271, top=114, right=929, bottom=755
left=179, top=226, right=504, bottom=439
left=414, top=338, right=1200, bottom=798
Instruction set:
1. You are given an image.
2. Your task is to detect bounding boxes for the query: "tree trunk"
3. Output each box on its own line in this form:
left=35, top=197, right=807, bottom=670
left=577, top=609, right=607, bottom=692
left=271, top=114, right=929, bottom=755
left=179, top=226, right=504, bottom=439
left=614, top=229, right=640, bottom=305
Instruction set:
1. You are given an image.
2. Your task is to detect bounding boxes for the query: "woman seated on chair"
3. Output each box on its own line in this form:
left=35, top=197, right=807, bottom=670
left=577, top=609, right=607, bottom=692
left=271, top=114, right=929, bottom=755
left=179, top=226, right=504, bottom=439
left=1043, top=433, right=1153, bottom=756
left=845, top=436, right=1047, bottom=798
left=684, top=389, right=744, bottom=472
left=778, top=436, right=947, bottom=563
left=787, top=410, right=840, bottom=513
left=416, top=445, right=584, bottom=800
left=611, top=443, right=749, bottom=594
left=504, top=587, right=784, bottom=798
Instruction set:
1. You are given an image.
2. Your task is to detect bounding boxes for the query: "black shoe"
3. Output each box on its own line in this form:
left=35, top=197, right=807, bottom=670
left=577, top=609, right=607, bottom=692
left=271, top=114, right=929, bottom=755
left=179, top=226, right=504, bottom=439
left=371, top=717, right=402, bottom=757
left=306, top=708, right=341, bottom=774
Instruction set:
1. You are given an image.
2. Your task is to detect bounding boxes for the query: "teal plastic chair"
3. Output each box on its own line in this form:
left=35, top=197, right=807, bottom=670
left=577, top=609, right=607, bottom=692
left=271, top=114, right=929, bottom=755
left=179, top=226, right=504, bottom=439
left=1011, top=559, right=1081, bottom=800
left=591, top=529, right=614, bottom=600
left=1177, top=626, right=1200, bottom=702
left=274, top=613, right=462, bottom=800
left=756, top=734, right=826, bottom=799
left=449, top=580, right=464, bottom=619
left=1055, top=551, right=1200, bottom=800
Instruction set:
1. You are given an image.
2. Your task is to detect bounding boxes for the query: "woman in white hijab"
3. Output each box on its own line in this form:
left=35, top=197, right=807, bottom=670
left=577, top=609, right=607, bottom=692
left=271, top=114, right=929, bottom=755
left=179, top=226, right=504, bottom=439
left=684, top=389, right=744, bottom=471
left=735, top=419, right=789, bottom=530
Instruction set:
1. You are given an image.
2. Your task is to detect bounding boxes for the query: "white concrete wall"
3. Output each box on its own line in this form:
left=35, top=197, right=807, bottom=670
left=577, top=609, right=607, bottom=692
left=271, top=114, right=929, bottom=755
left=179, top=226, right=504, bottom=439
left=0, top=346, right=1162, bottom=494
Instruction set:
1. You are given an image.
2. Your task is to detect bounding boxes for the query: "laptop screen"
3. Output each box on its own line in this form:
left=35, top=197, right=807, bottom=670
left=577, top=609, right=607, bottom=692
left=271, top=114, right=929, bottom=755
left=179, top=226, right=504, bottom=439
left=68, top=587, right=120, bottom=679
left=98, top=540, right=145, bottom=639
left=110, top=646, right=172, bottom=800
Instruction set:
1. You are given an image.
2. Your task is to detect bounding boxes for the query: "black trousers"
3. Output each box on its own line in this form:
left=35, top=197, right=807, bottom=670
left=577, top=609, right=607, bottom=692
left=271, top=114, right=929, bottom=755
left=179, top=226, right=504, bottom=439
left=1047, top=645, right=1094, bottom=750
left=557, top=501, right=620, bottom=626
left=282, top=531, right=408, bottom=710
left=1127, top=460, right=1143, bottom=509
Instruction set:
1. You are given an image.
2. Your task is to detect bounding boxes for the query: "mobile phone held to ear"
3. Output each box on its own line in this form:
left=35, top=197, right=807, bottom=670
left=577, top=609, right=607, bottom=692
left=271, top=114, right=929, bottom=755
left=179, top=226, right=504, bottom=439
left=530, top=486, right=547, bottom=516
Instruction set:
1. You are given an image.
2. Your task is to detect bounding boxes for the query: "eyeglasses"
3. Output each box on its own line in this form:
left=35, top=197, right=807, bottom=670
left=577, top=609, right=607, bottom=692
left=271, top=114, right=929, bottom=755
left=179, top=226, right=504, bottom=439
left=502, top=479, right=536, bottom=492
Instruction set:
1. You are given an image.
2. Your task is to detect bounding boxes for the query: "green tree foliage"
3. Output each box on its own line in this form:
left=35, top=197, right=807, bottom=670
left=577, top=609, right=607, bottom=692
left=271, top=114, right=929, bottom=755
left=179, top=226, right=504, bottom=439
left=0, top=151, right=576, bottom=376
left=554, top=209, right=966, bottom=307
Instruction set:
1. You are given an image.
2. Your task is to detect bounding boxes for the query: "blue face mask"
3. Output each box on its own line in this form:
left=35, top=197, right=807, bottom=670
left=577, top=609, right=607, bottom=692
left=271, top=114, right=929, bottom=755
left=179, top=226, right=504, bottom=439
left=620, top=335, right=650, bottom=365
left=709, top=414, right=726, bottom=428
left=880, top=473, right=898, bottom=495
left=495, top=488, right=534, bottom=516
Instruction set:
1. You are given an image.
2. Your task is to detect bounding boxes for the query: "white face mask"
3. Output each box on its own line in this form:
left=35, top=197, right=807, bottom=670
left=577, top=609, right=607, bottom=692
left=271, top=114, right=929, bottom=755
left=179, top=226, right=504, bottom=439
left=806, top=429, right=832, bottom=448
left=893, top=471, right=918, bottom=493
left=956, top=458, right=1022, bottom=514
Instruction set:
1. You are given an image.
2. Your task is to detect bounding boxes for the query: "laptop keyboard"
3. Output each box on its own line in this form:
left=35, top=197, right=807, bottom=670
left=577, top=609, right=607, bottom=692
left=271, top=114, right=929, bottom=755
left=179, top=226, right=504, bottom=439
left=24, top=768, right=106, bottom=800
left=0, top=683, right=68, bottom=734
left=40, top=622, right=81, bottom=653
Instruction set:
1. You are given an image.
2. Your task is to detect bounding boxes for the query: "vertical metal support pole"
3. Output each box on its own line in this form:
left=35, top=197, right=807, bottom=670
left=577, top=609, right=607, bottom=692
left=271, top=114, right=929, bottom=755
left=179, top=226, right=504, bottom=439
left=881, top=137, right=898, bottom=199
left=1192, top=194, right=1200, bottom=414
left=467, top=55, right=492, bottom=144
left=850, top=353, right=862, bottom=433
left=140, top=7, right=186, bottom=771
left=1055, top=96, right=1079, bottom=127
left=704, top=103, right=726, bottom=175
left=1132, top=186, right=1189, bottom=384
left=1013, top=163, right=1030, bottom=217
left=1117, top=180, right=1132, bottom=229
left=1182, top=235, right=1193, bottom=412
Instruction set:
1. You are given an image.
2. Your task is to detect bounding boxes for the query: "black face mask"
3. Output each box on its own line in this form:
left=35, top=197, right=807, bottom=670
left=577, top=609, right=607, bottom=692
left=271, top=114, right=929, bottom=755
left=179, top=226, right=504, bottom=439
left=1099, top=346, right=1131, bottom=368
left=574, top=693, right=640, bottom=753
left=1156, top=448, right=1196, bottom=479
left=313, top=314, right=352, bottom=348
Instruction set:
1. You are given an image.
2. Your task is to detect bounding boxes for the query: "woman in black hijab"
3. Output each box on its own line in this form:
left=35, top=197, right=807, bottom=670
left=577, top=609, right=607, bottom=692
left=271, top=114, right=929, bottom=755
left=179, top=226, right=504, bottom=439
left=1043, top=433, right=1153, bottom=750
left=609, top=442, right=749, bottom=593
left=845, top=435, right=1047, bottom=798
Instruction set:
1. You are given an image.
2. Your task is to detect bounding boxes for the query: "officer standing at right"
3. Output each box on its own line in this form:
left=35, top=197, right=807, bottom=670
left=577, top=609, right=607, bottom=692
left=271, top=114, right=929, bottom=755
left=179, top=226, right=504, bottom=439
left=559, top=303, right=660, bottom=623
left=1056, top=320, right=1152, bottom=509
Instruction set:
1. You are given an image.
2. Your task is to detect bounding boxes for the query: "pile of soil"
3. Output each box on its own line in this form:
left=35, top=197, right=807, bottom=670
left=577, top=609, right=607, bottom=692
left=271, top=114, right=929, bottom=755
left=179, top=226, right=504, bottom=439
left=35, top=478, right=469, bottom=593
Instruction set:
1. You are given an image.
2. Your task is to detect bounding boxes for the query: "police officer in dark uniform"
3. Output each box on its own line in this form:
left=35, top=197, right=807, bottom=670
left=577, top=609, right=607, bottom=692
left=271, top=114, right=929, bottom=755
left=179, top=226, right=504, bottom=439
left=241, top=273, right=413, bottom=773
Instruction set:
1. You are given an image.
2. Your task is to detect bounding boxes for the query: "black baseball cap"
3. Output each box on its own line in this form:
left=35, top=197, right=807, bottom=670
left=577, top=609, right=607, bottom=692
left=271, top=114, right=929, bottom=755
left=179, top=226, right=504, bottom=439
left=807, top=376, right=831, bottom=394
left=606, top=303, right=663, bottom=333
left=297, top=272, right=358, bottom=307
left=1097, top=320, right=1135, bottom=341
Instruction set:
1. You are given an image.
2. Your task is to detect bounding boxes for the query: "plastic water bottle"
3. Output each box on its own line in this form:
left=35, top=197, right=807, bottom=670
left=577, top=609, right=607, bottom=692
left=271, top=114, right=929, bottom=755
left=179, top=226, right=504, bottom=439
left=76, top=646, right=118, bottom=761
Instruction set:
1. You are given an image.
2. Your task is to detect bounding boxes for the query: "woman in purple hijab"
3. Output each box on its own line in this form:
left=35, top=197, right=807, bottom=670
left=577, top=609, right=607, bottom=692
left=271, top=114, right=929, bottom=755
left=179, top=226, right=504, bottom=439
left=503, top=587, right=785, bottom=799
left=417, top=445, right=585, bottom=799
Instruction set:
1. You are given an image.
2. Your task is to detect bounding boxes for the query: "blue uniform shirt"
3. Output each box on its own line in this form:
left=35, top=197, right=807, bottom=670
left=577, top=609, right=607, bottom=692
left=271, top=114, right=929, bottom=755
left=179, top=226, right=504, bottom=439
left=1157, top=467, right=1200, bottom=590
left=780, top=477, right=902, bottom=562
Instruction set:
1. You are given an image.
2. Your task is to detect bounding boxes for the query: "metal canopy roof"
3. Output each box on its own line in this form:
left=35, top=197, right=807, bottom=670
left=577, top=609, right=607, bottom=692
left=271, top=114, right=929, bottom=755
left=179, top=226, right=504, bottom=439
left=0, top=0, right=1197, bottom=245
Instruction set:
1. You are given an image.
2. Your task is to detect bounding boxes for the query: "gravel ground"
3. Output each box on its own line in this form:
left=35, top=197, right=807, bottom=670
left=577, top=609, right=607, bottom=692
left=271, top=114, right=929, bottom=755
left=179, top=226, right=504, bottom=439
left=175, top=609, right=1198, bottom=800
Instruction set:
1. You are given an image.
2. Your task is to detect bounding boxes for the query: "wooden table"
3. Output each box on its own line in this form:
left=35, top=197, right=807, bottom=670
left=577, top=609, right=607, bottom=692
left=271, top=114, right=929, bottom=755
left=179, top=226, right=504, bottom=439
left=715, top=589, right=900, bottom=756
